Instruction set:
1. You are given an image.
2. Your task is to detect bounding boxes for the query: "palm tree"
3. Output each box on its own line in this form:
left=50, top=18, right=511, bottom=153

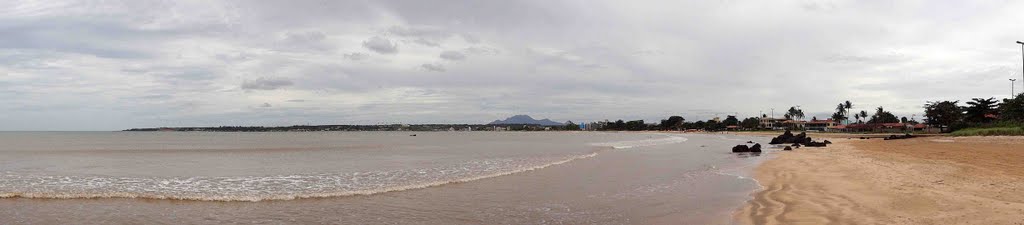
left=843, top=100, right=853, bottom=124
left=859, top=110, right=869, bottom=124
left=786, top=106, right=805, bottom=121
left=854, top=114, right=861, bottom=123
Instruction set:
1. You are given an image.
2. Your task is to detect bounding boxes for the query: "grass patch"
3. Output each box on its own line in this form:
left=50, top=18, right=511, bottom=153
left=950, top=127, right=1024, bottom=136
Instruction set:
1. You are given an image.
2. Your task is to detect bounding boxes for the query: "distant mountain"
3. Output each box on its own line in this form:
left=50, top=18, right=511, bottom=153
left=488, top=115, right=564, bottom=126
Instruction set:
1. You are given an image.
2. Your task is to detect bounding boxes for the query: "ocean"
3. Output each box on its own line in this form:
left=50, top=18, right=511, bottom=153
left=0, top=131, right=769, bottom=224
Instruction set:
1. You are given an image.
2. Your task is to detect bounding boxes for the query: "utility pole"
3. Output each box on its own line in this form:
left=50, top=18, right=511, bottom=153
left=1012, top=78, right=1018, bottom=97
left=1017, top=41, right=1024, bottom=96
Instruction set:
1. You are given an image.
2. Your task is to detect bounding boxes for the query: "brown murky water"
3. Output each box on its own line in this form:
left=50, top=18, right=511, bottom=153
left=0, top=131, right=768, bottom=224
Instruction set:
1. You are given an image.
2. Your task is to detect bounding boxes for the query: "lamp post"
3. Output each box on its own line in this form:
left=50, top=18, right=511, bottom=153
left=1017, top=41, right=1024, bottom=94
left=1012, top=78, right=1018, bottom=97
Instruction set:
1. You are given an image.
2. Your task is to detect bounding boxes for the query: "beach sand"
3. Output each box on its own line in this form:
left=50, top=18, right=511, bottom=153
left=737, top=136, right=1024, bottom=225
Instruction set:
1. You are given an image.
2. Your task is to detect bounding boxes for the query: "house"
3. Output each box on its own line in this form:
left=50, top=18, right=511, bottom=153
left=804, top=119, right=836, bottom=131
left=759, top=117, right=790, bottom=130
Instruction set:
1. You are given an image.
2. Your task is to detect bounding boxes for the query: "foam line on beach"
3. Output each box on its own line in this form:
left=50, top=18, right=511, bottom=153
left=589, top=135, right=688, bottom=149
left=0, top=153, right=600, bottom=202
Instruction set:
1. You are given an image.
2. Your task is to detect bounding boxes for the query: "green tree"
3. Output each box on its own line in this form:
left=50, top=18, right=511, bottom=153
left=693, top=120, right=706, bottom=130
left=858, top=110, right=869, bottom=123
left=741, top=117, right=760, bottom=129
left=705, top=120, right=722, bottom=131
left=723, top=115, right=739, bottom=126
left=625, top=120, right=646, bottom=131
left=868, top=106, right=900, bottom=124
left=924, top=101, right=964, bottom=132
left=965, top=97, right=998, bottom=123
left=1000, top=93, right=1024, bottom=122
left=611, top=120, right=626, bottom=131
left=831, top=111, right=845, bottom=123
left=659, top=116, right=685, bottom=130
left=564, top=121, right=580, bottom=130
left=844, top=101, right=854, bottom=124
left=785, top=106, right=805, bottom=120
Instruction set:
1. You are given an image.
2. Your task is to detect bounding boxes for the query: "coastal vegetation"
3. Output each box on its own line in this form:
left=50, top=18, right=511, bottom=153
left=925, top=93, right=1024, bottom=135
left=125, top=95, right=1023, bottom=135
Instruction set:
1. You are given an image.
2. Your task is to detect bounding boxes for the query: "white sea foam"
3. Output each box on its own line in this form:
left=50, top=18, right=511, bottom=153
left=589, top=135, right=688, bottom=149
left=0, top=153, right=599, bottom=202
left=0, top=134, right=693, bottom=202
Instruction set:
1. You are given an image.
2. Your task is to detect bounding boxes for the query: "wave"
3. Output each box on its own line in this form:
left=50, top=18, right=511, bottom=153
left=589, top=135, right=688, bottom=149
left=1, top=135, right=689, bottom=202
left=0, top=153, right=598, bottom=202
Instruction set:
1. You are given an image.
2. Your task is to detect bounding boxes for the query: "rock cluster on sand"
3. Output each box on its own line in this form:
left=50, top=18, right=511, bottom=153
left=768, top=130, right=830, bottom=147
left=883, top=134, right=916, bottom=140
left=732, top=143, right=762, bottom=153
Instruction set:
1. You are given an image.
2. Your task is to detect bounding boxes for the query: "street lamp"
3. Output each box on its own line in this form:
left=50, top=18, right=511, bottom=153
left=1018, top=41, right=1024, bottom=92
left=1012, top=78, right=1018, bottom=97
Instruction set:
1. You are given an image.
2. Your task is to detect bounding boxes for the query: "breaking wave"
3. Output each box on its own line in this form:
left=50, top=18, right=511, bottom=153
left=589, top=135, right=688, bottom=149
left=0, top=153, right=597, bottom=202
left=0, top=135, right=688, bottom=202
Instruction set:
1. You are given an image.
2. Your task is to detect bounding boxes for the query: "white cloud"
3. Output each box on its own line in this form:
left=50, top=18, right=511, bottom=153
left=242, top=78, right=294, bottom=90
left=3, top=1, right=1024, bottom=130
left=421, top=63, right=445, bottom=72
left=362, top=36, right=398, bottom=54
left=439, top=51, right=466, bottom=61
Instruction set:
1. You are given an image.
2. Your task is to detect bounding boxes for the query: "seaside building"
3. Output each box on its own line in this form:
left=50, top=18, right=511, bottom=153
left=805, top=119, right=837, bottom=131
left=758, top=117, right=790, bottom=130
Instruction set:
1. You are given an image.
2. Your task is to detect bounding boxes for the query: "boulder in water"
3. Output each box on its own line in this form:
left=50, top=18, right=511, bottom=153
left=732, top=145, right=750, bottom=153
left=783, top=146, right=793, bottom=151
left=805, top=141, right=828, bottom=147
left=749, top=143, right=762, bottom=152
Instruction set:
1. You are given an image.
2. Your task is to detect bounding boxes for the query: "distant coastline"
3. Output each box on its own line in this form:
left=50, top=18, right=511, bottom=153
left=122, top=124, right=561, bottom=132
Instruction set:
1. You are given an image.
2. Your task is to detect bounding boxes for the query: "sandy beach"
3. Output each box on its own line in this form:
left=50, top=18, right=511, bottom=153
left=737, top=136, right=1024, bottom=224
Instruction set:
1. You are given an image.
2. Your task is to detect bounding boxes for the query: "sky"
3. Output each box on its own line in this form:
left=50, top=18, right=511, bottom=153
left=2, top=0, right=1024, bottom=130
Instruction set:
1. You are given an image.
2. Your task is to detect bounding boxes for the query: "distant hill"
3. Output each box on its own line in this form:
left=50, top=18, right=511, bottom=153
left=488, top=115, right=564, bottom=126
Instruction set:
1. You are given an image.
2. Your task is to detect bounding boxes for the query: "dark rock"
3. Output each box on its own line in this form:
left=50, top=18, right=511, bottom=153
left=749, top=143, right=762, bottom=152
left=805, top=141, right=828, bottom=147
left=732, top=145, right=750, bottom=153
left=783, top=146, right=793, bottom=151
left=884, top=134, right=916, bottom=140
left=823, top=140, right=832, bottom=144
left=746, top=141, right=754, bottom=144
left=791, top=143, right=801, bottom=147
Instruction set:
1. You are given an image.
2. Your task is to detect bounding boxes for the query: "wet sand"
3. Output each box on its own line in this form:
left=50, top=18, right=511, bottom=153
left=738, top=136, right=1024, bottom=224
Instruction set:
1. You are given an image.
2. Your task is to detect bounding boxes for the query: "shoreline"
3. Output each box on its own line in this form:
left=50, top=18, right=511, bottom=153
left=736, top=136, right=1024, bottom=224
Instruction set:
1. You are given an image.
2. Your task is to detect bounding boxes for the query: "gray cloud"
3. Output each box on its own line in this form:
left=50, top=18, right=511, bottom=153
left=362, top=36, right=398, bottom=54
left=242, top=78, right=294, bottom=90
left=344, top=52, right=369, bottom=60
left=3, top=1, right=1024, bottom=130
left=421, top=63, right=445, bottom=72
left=439, top=51, right=466, bottom=61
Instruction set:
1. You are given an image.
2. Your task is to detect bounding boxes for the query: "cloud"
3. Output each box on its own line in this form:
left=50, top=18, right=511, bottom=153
left=241, top=78, right=294, bottom=90
left=4, top=1, right=1024, bottom=130
left=362, top=36, right=398, bottom=54
left=344, top=52, right=369, bottom=60
left=464, top=46, right=500, bottom=55
left=439, top=51, right=466, bottom=61
left=413, top=38, right=441, bottom=47
left=421, top=63, right=445, bottom=72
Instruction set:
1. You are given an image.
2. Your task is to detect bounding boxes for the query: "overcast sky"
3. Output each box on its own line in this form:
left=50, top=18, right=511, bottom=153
left=2, top=0, right=1024, bottom=130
